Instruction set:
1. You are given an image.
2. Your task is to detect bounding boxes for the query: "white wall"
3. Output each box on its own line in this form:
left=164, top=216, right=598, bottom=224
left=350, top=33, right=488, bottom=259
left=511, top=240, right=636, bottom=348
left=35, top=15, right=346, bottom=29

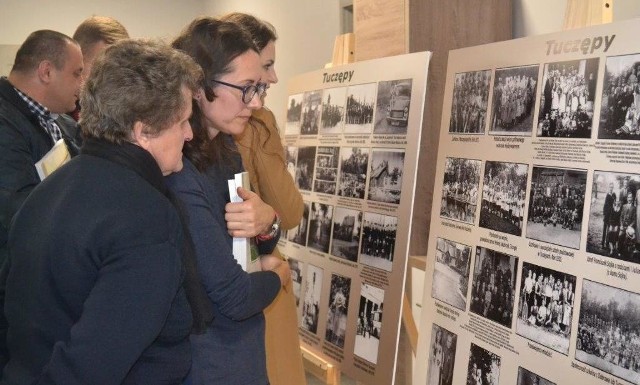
left=203, top=0, right=341, bottom=127
left=0, top=0, right=205, bottom=43
left=513, top=0, right=640, bottom=38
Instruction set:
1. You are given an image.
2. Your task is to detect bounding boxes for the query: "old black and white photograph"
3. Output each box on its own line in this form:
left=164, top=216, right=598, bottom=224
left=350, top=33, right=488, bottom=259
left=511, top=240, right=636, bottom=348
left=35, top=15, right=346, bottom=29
left=449, top=69, right=491, bottom=134
left=287, top=201, right=310, bottom=246
left=576, top=280, right=640, bottom=384
left=426, top=323, right=457, bottom=385
left=479, top=161, right=529, bottom=236
left=313, top=146, right=339, bottom=195
left=288, top=257, right=303, bottom=308
left=285, top=145, right=298, bottom=181
left=526, top=166, right=587, bottom=249
left=431, top=237, right=471, bottom=311
left=374, top=79, right=412, bottom=134
left=440, top=157, right=481, bottom=224
left=489, top=65, right=539, bottom=135
left=301, top=263, right=323, bottom=334
left=469, top=247, right=518, bottom=328
left=354, top=283, right=385, bottom=364
left=320, top=87, right=346, bottom=134
left=344, top=83, right=376, bottom=134
left=325, top=273, right=351, bottom=348
left=367, top=149, right=405, bottom=204
left=536, top=58, right=599, bottom=138
left=586, top=171, right=640, bottom=263
left=516, top=262, right=576, bottom=355
left=307, top=202, right=334, bottom=253
left=466, top=343, right=501, bottom=385
left=360, top=212, right=397, bottom=272
left=330, top=207, right=362, bottom=262
left=337, top=146, right=369, bottom=199
left=598, top=53, right=640, bottom=140
left=285, top=93, right=303, bottom=135
left=295, top=146, right=317, bottom=191
left=516, top=367, right=556, bottom=385
left=300, top=90, right=322, bottom=135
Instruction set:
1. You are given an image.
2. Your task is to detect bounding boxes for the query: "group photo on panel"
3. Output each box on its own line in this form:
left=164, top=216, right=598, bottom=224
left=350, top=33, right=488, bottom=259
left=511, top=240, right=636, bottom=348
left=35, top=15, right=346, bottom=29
left=0, top=12, right=306, bottom=385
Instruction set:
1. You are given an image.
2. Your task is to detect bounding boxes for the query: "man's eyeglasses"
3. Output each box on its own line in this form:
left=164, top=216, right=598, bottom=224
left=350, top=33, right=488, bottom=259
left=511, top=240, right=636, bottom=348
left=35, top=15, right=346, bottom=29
left=211, top=80, right=267, bottom=104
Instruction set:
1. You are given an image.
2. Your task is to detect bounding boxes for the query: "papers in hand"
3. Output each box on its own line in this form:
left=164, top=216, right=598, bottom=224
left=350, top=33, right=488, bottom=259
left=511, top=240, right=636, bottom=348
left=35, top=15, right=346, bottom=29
left=228, top=172, right=260, bottom=272
left=35, top=139, right=70, bottom=181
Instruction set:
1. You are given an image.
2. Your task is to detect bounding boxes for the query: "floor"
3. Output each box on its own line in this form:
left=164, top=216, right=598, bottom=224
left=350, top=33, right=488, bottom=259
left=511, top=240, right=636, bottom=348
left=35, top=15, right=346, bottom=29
left=305, top=370, right=357, bottom=385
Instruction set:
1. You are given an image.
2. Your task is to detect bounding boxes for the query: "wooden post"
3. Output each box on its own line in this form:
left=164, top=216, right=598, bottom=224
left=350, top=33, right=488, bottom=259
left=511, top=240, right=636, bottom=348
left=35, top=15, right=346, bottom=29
left=563, top=0, right=613, bottom=30
left=301, top=345, right=340, bottom=385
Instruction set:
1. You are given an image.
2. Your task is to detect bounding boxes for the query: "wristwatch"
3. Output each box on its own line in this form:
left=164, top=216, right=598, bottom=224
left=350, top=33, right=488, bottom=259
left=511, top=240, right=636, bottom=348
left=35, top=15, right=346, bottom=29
left=257, top=212, right=280, bottom=241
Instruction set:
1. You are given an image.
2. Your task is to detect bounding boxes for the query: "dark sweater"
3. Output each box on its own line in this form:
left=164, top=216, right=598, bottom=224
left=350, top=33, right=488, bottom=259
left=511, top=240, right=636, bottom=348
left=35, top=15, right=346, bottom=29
left=166, top=149, right=280, bottom=385
left=0, top=143, right=192, bottom=384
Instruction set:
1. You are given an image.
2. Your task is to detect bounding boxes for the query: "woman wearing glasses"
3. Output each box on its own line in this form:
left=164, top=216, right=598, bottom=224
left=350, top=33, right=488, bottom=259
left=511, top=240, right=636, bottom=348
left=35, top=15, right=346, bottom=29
left=167, top=17, right=291, bottom=385
left=222, top=12, right=306, bottom=385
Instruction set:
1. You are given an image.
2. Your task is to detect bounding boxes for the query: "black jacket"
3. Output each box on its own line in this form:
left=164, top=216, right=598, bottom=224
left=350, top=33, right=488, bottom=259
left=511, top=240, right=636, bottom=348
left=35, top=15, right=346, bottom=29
left=0, top=77, right=82, bottom=266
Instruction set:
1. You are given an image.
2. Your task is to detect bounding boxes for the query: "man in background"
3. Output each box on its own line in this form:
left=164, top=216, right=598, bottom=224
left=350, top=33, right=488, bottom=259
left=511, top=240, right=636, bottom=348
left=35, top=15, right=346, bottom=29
left=0, top=30, right=83, bottom=266
left=69, top=16, right=129, bottom=120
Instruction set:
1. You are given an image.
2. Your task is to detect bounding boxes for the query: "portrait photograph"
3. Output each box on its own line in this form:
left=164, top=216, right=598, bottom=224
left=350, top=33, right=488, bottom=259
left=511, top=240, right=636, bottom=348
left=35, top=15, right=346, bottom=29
left=354, top=283, right=385, bottom=365
left=516, top=367, right=556, bottom=385
left=469, top=247, right=518, bottom=328
left=325, top=273, right=352, bottom=348
left=285, top=93, right=303, bottom=135
left=307, top=202, right=334, bottom=254
left=536, top=58, right=599, bottom=138
left=367, top=149, right=405, bottom=204
left=285, top=145, right=298, bottom=181
left=586, top=171, right=640, bottom=263
left=515, top=262, right=576, bottom=355
left=576, top=279, right=640, bottom=385
left=330, top=206, right=362, bottom=263
left=479, top=161, right=529, bottom=236
left=301, top=263, right=323, bottom=334
left=344, top=82, right=377, bottom=134
left=449, top=69, right=492, bottom=134
left=373, top=78, right=413, bottom=135
left=598, top=53, right=640, bottom=140
left=295, top=146, right=317, bottom=191
left=489, top=65, right=539, bottom=135
left=360, top=212, right=397, bottom=272
left=426, top=323, right=457, bottom=385
left=466, top=343, right=501, bottom=385
left=526, top=166, right=587, bottom=249
left=440, top=157, right=482, bottom=224
left=431, top=237, right=472, bottom=311
left=287, top=201, right=310, bottom=246
left=337, top=146, right=369, bottom=200
left=300, top=90, right=322, bottom=135
left=288, top=257, right=303, bottom=308
left=313, top=146, right=340, bottom=195
left=319, top=87, right=346, bottom=134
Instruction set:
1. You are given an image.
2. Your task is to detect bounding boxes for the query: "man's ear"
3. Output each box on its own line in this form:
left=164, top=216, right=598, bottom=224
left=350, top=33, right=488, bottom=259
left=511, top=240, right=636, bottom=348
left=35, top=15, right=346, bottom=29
left=36, top=60, right=54, bottom=84
left=132, top=121, right=151, bottom=151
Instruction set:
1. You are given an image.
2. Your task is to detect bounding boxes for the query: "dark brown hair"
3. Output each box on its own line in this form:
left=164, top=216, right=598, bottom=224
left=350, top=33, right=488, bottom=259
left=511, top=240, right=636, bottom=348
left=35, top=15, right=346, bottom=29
left=172, top=17, right=258, bottom=171
left=220, top=12, right=277, bottom=52
left=11, top=30, right=76, bottom=73
left=73, top=16, right=129, bottom=55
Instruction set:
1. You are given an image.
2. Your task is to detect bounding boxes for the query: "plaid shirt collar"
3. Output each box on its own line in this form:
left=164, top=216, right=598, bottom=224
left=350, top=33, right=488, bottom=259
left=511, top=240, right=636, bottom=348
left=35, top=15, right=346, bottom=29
left=13, top=86, right=62, bottom=142
left=13, top=87, right=58, bottom=122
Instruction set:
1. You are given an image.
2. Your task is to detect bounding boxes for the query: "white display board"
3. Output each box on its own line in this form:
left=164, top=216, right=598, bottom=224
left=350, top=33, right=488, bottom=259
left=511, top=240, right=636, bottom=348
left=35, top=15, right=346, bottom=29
left=278, top=51, right=431, bottom=385
left=415, top=19, right=640, bottom=385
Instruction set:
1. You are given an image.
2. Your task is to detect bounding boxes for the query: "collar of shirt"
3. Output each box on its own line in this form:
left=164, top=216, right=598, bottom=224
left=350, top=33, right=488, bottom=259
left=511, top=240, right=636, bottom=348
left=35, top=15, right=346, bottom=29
left=13, top=86, right=62, bottom=142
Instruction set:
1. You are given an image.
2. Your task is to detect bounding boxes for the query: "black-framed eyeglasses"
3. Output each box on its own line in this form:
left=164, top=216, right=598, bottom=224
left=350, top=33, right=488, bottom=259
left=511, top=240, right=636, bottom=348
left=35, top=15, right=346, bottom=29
left=211, top=79, right=267, bottom=104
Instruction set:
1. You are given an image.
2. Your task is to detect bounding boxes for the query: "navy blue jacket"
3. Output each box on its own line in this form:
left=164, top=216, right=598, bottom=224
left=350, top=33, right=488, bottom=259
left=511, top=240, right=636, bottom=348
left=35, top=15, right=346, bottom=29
left=0, top=144, right=192, bottom=384
left=0, top=77, right=81, bottom=266
left=166, top=151, right=280, bottom=385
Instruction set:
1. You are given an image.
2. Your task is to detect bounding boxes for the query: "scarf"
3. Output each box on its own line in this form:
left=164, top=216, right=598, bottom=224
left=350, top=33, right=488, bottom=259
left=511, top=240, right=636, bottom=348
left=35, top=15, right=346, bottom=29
left=81, top=138, right=213, bottom=334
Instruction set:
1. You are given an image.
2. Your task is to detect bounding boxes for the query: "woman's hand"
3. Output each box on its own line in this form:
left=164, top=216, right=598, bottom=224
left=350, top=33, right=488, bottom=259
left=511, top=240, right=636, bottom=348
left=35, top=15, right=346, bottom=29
left=225, top=187, right=276, bottom=237
left=261, top=254, right=291, bottom=287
